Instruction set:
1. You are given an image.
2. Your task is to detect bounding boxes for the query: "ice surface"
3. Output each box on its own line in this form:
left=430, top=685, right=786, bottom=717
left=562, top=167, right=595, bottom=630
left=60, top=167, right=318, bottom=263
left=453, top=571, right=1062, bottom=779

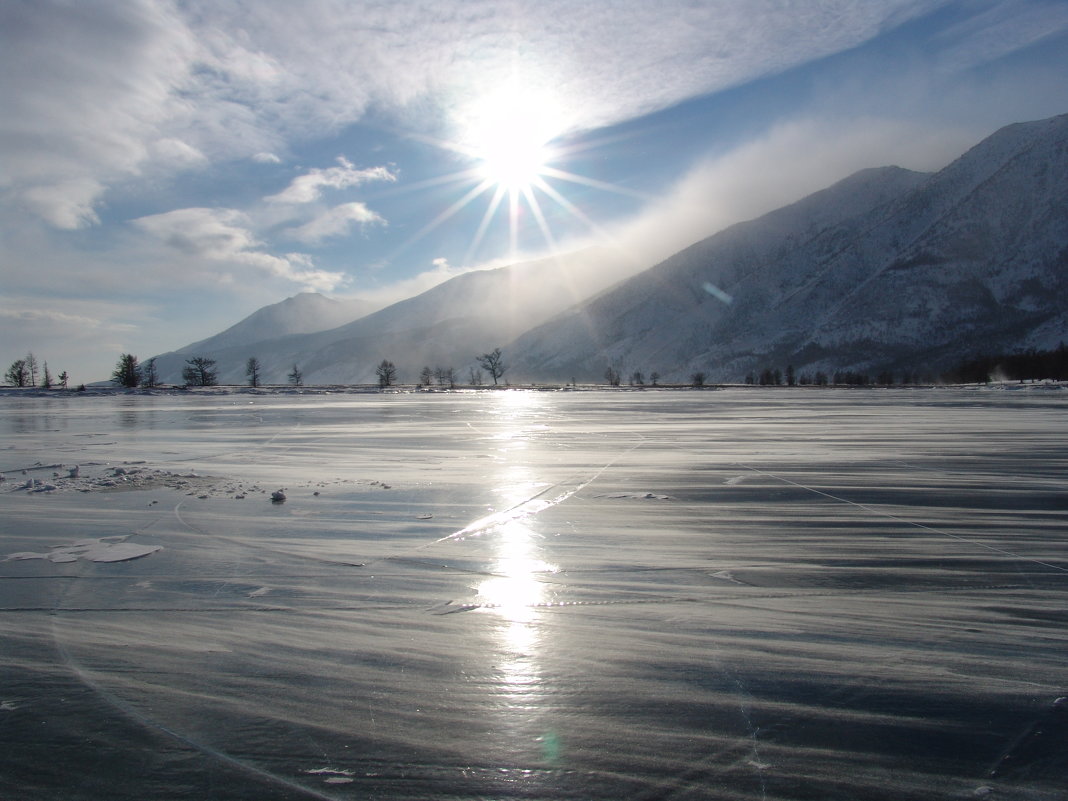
left=1, top=387, right=1066, bottom=800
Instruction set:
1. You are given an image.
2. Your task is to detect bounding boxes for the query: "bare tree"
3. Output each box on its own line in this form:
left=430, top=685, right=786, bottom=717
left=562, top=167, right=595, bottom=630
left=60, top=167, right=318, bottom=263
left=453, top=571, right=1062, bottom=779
left=604, top=366, right=621, bottom=386
left=467, top=366, right=483, bottom=386
left=25, top=352, right=39, bottom=387
left=58, top=370, right=69, bottom=390
left=182, top=356, right=218, bottom=386
left=246, top=357, right=262, bottom=387
left=419, top=366, right=433, bottom=387
left=376, top=359, right=397, bottom=388
left=5, top=359, right=28, bottom=387
left=434, top=366, right=455, bottom=388
left=288, top=363, right=303, bottom=386
left=630, top=371, right=645, bottom=386
left=690, top=371, right=706, bottom=388
left=112, top=353, right=140, bottom=388
left=477, top=348, right=505, bottom=385
left=650, top=371, right=660, bottom=387
left=141, top=358, right=159, bottom=388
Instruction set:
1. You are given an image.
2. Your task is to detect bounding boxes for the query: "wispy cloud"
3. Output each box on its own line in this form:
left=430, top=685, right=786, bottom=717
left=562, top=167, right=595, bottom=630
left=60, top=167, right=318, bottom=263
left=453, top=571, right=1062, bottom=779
left=1, top=0, right=947, bottom=229
left=266, top=159, right=396, bottom=204
left=132, top=207, right=345, bottom=290
left=0, top=298, right=153, bottom=379
left=934, top=1, right=1068, bottom=71
left=0, top=0, right=198, bottom=228
left=284, top=202, right=386, bottom=244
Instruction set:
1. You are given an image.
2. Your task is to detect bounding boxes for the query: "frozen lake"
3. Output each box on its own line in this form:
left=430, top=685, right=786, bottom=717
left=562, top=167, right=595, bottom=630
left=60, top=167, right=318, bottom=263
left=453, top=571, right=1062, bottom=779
left=1, top=387, right=1066, bottom=800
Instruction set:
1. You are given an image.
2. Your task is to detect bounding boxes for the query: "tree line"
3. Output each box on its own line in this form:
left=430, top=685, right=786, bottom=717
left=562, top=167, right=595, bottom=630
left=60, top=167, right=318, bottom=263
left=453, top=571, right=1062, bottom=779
left=5, top=352, right=69, bottom=389
left=25, top=343, right=1062, bottom=392
left=98, top=348, right=510, bottom=389
left=737, top=344, right=1068, bottom=387
left=939, top=343, right=1068, bottom=384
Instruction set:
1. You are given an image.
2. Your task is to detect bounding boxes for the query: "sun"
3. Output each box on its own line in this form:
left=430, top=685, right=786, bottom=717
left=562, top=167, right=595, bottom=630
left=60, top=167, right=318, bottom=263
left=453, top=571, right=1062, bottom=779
left=462, top=83, right=561, bottom=192
left=387, top=76, right=648, bottom=265
left=475, top=131, right=551, bottom=192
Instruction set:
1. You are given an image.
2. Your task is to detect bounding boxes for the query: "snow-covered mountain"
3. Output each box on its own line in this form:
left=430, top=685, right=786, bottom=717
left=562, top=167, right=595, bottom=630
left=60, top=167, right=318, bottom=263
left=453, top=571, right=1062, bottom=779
left=177, top=293, right=380, bottom=354
left=151, top=246, right=644, bottom=384
left=506, top=112, right=1068, bottom=382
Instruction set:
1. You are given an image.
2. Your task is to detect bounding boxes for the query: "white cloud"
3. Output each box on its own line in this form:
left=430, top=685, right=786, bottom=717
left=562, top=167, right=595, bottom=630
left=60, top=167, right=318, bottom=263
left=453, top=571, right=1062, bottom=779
left=253, top=152, right=283, bottom=164
left=266, top=158, right=396, bottom=204
left=934, top=1, right=1068, bottom=72
left=0, top=304, right=137, bottom=335
left=8, top=0, right=1062, bottom=233
left=132, top=207, right=345, bottom=290
left=284, top=202, right=386, bottom=244
left=22, top=179, right=105, bottom=230
left=0, top=0, right=198, bottom=227
left=152, top=137, right=208, bottom=166
left=179, top=0, right=949, bottom=138
left=0, top=0, right=958, bottom=229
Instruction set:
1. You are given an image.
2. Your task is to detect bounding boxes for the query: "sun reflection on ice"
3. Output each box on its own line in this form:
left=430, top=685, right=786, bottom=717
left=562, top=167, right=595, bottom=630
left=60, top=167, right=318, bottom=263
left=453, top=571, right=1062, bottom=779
left=476, top=521, right=558, bottom=624
left=471, top=392, right=566, bottom=767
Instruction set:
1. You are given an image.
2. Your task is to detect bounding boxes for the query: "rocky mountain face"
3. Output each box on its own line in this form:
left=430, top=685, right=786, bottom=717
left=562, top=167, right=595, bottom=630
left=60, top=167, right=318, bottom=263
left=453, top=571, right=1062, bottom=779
left=152, top=112, right=1068, bottom=386
left=506, top=112, right=1068, bottom=383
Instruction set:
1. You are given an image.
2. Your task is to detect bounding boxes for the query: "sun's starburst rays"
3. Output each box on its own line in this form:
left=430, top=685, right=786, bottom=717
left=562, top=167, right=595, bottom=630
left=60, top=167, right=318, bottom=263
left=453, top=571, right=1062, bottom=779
left=376, top=79, right=649, bottom=273
left=463, top=184, right=508, bottom=266
left=539, top=166, right=652, bottom=200
left=384, top=176, right=496, bottom=262
left=521, top=184, right=558, bottom=254
left=531, top=176, right=621, bottom=247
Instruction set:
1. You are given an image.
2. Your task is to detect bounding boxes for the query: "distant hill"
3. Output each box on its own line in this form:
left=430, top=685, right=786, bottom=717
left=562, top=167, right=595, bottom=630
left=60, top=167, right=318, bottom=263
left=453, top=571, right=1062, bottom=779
left=149, top=246, right=645, bottom=385
left=506, top=112, right=1068, bottom=383
left=177, top=292, right=380, bottom=354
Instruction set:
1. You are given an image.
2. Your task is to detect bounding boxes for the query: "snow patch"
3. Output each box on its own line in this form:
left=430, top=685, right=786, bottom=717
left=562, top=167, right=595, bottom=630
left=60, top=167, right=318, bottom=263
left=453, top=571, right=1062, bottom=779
left=4, top=536, right=161, bottom=564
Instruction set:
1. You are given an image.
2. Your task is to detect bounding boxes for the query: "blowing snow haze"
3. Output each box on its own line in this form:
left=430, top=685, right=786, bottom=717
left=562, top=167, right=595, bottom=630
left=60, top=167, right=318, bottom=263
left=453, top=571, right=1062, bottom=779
left=3, top=1, right=1068, bottom=384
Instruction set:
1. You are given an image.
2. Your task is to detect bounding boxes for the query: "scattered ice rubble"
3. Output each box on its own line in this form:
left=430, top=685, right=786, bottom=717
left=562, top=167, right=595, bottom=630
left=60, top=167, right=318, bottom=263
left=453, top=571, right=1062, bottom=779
left=1, top=459, right=403, bottom=565
left=1, top=461, right=209, bottom=495
left=1, top=461, right=393, bottom=502
left=4, top=536, right=161, bottom=564
left=303, top=767, right=354, bottom=785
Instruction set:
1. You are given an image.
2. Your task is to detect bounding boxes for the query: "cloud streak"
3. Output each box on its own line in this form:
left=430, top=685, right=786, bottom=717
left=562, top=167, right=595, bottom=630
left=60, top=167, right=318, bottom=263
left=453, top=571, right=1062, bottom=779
left=265, top=159, right=396, bottom=204
left=284, top=202, right=386, bottom=244
left=1, top=0, right=953, bottom=229
left=132, top=207, right=345, bottom=291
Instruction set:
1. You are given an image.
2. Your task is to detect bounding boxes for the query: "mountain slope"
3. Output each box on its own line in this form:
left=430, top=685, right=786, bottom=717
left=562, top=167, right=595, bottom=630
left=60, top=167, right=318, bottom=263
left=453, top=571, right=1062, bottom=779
left=176, top=292, right=380, bottom=355
left=151, top=246, right=645, bottom=385
left=507, top=112, right=1068, bottom=382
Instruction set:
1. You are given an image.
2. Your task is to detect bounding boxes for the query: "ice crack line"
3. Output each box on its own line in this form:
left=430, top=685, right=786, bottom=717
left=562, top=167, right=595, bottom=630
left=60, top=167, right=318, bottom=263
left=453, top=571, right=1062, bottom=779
left=429, top=437, right=646, bottom=547
left=735, top=463, right=1068, bottom=575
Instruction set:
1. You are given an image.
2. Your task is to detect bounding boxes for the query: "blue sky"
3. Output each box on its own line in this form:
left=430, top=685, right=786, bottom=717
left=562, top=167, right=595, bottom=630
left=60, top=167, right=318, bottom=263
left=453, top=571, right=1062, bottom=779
left=3, top=0, right=1068, bottom=383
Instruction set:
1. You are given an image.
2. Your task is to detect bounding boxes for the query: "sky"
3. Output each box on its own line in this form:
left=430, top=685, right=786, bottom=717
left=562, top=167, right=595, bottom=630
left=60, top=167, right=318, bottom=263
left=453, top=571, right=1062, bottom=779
left=3, top=0, right=1068, bottom=384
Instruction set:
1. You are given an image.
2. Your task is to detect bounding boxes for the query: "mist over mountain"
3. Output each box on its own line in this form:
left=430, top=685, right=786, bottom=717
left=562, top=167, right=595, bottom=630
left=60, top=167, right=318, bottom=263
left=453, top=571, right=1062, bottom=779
left=151, top=112, right=1068, bottom=386
left=150, top=246, right=643, bottom=385
left=176, top=293, right=382, bottom=355
left=507, top=112, right=1068, bottom=383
